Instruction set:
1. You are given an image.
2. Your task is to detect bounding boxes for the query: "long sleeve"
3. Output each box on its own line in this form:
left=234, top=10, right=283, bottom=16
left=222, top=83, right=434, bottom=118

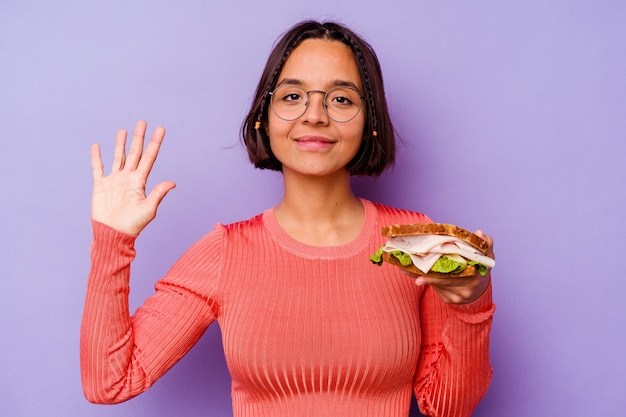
left=80, top=221, right=222, bottom=404
left=414, top=283, right=494, bottom=417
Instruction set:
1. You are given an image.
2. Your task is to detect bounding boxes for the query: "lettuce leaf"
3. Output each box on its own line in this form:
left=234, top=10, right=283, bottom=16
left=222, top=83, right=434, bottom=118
left=370, top=247, right=412, bottom=266
left=370, top=247, right=384, bottom=265
left=390, top=250, right=413, bottom=266
left=371, top=247, right=490, bottom=276
left=431, top=255, right=467, bottom=274
left=468, top=260, right=489, bottom=276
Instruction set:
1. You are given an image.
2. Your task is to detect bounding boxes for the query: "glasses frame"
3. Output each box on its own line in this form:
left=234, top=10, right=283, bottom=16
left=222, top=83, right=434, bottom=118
left=268, top=86, right=366, bottom=123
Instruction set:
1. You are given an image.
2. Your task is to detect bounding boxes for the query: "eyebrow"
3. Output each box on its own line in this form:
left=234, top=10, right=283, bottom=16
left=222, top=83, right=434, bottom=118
left=276, top=78, right=362, bottom=92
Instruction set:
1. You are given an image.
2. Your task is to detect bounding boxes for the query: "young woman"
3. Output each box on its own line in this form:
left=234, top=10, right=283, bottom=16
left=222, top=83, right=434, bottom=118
left=81, top=20, right=495, bottom=417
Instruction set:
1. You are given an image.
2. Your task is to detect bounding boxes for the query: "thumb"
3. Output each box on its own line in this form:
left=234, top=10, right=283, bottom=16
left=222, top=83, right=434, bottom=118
left=147, top=181, right=176, bottom=208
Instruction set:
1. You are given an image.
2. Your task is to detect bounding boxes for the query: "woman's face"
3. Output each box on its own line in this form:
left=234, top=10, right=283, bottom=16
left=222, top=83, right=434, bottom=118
left=267, top=38, right=366, bottom=178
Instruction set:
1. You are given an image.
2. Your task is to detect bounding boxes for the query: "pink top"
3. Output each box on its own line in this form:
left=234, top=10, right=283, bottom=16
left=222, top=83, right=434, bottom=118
left=80, top=199, right=494, bottom=417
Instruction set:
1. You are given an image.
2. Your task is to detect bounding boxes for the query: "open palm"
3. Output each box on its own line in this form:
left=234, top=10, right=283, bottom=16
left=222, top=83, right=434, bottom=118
left=91, top=120, right=176, bottom=235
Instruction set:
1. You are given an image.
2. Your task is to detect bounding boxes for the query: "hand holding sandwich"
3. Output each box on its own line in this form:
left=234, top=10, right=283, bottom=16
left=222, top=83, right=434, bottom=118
left=412, top=230, right=494, bottom=304
left=371, top=223, right=495, bottom=304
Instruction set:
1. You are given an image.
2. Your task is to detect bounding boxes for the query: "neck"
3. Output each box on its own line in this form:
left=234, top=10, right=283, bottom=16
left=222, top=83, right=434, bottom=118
left=274, top=169, right=364, bottom=246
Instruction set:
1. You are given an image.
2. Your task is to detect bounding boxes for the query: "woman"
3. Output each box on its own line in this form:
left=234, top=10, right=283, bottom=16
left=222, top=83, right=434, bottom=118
left=81, top=20, right=495, bottom=417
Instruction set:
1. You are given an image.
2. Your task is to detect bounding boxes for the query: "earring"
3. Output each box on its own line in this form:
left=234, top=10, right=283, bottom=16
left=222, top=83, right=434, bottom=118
left=254, top=121, right=261, bottom=130
left=372, top=130, right=378, bottom=137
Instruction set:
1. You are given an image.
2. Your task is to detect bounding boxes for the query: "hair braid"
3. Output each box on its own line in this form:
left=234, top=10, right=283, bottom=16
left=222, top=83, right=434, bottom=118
left=347, top=37, right=378, bottom=139
left=344, top=35, right=388, bottom=175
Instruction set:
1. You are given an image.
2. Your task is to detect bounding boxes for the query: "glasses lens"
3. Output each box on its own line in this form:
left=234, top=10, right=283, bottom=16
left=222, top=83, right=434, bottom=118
left=269, top=85, right=364, bottom=122
left=325, top=87, right=363, bottom=122
left=270, top=86, right=307, bottom=121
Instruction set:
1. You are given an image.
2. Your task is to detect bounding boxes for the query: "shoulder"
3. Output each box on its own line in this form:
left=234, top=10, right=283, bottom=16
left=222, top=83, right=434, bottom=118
left=366, top=199, right=434, bottom=226
left=220, top=212, right=264, bottom=232
left=217, top=211, right=266, bottom=244
left=169, top=212, right=265, bottom=274
left=182, top=211, right=265, bottom=252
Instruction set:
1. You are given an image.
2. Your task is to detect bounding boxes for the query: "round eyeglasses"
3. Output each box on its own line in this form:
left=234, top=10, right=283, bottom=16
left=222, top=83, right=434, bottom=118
left=269, top=85, right=365, bottom=123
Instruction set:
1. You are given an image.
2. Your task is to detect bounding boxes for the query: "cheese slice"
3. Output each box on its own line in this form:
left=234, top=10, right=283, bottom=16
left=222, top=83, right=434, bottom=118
left=382, top=234, right=495, bottom=274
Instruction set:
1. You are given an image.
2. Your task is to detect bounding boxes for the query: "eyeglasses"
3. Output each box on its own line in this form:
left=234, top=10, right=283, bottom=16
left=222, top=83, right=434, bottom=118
left=269, top=85, right=365, bottom=123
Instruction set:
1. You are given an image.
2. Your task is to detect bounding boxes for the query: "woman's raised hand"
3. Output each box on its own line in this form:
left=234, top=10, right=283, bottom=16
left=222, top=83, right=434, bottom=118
left=90, top=120, right=176, bottom=235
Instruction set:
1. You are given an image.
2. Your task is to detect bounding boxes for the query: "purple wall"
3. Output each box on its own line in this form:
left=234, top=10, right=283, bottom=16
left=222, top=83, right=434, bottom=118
left=1, top=1, right=624, bottom=416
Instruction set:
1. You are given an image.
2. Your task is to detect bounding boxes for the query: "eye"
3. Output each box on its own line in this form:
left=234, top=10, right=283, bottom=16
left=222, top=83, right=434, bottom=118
left=333, top=95, right=353, bottom=105
left=328, top=88, right=360, bottom=107
left=282, top=92, right=302, bottom=102
left=273, top=86, right=306, bottom=105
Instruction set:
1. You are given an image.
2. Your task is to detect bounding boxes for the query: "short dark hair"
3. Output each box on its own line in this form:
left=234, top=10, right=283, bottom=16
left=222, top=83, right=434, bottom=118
left=241, top=20, right=395, bottom=177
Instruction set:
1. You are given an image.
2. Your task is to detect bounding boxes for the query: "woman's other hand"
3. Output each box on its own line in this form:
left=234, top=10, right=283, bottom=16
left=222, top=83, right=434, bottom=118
left=90, top=120, right=176, bottom=235
left=413, top=230, right=495, bottom=304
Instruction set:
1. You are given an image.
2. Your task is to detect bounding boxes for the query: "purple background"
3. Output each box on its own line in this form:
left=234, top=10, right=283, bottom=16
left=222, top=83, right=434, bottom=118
left=1, top=1, right=625, bottom=416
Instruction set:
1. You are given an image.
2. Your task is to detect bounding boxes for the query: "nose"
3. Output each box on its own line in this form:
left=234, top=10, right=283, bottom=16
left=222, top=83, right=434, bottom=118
left=302, top=90, right=329, bottom=124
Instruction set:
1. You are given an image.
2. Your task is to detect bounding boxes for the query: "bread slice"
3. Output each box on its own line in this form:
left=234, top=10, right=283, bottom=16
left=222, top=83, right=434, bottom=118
left=381, top=223, right=489, bottom=254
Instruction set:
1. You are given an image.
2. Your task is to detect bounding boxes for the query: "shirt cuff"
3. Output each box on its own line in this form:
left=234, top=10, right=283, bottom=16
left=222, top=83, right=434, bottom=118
left=447, top=280, right=495, bottom=324
left=91, top=219, right=138, bottom=248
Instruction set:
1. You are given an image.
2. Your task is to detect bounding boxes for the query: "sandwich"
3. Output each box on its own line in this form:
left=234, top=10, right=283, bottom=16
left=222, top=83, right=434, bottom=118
left=370, top=223, right=495, bottom=278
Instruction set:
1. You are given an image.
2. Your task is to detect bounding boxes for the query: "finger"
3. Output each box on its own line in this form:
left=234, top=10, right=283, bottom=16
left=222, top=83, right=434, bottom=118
left=91, top=144, right=104, bottom=180
left=415, top=275, right=484, bottom=302
left=475, top=229, right=495, bottom=258
left=136, top=125, right=166, bottom=176
left=112, top=128, right=128, bottom=171
left=415, top=275, right=479, bottom=288
left=474, top=229, right=489, bottom=243
left=126, top=120, right=148, bottom=170
left=146, top=180, right=176, bottom=209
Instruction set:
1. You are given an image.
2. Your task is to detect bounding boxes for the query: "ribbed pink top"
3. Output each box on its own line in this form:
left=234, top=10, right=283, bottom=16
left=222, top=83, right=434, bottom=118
left=80, top=199, right=494, bottom=417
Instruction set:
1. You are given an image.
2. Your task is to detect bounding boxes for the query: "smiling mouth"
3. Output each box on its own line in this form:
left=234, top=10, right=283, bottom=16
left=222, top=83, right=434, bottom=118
left=293, top=136, right=337, bottom=151
left=295, top=135, right=336, bottom=144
